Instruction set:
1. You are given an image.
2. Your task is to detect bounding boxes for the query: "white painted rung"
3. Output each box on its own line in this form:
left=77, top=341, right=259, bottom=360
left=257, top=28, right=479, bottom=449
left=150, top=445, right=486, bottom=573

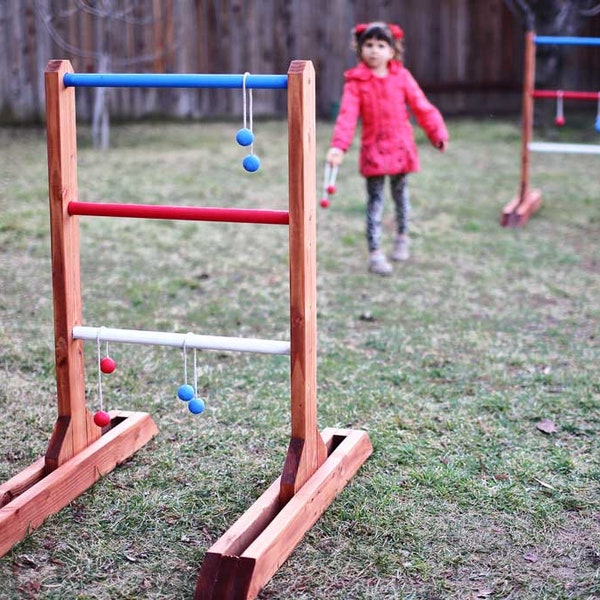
left=528, top=141, right=600, bottom=154
left=73, top=325, right=290, bottom=355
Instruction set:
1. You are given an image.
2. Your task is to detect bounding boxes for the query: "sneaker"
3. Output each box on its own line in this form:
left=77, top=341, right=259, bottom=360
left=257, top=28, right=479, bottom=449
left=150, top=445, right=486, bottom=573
left=368, top=251, right=393, bottom=276
left=391, top=235, right=410, bottom=261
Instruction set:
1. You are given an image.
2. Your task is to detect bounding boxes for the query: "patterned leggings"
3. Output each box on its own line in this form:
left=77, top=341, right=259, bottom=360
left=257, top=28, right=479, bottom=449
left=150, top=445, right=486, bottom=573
left=366, top=174, right=410, bottom=252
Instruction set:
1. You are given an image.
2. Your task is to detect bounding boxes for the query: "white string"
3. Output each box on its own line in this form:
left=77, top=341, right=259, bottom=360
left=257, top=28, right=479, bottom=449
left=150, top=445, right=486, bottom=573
left=556, top=90, right=564, bottom=121
left=323, top=162, right=331, bottom=192
left=322, top=163, right=338, bottom=196
left=193, top=348, right=198, bottom=397
left=242, top=71, right=254, bottom=155
left=182, top=332, right=194, bottom=385
left=242, top=71, right=248, bottom=130
left=96, top=327, right=104, bottom=412
left=330, top=165, right=339, bottom=187
left=182, top=345, right=188, bottom=384
left=249, top=84, right=254, bottom=153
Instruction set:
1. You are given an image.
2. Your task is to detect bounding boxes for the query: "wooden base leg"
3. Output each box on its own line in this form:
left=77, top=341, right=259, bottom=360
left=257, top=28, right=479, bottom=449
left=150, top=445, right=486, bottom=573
left=501, top=188, right=542, bottom=227
left=195, top=427, right=373, bottom=600
left=0, top=410, right=158, bottom=558
left=280, top=428, right=327, bottom=504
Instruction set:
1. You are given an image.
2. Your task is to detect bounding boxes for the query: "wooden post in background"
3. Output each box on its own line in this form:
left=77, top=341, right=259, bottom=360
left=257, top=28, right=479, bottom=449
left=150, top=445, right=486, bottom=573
left=500, top=30, right=542, bottom=227
left=518, top=30, right=536, bottom=205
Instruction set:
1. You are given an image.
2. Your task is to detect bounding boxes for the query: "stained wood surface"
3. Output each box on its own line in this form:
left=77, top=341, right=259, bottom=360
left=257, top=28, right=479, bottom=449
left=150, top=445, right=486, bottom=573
left=518, top=31, right=536, bottom=205
left=501, top=189, right=542, bottom=228
left=0, top=412, right=158, bottom=558
left=195, top=428, right=373, bottom=600
left=45, top=60, right=101, bottom=470
left=0, top=63, right=159, bottom=560
left=281, top=60, right=327, bottom=504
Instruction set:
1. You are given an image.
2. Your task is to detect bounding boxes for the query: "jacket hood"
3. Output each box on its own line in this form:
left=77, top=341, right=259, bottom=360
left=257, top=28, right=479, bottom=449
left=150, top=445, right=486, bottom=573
left=344, top=60, right=403, bottom=81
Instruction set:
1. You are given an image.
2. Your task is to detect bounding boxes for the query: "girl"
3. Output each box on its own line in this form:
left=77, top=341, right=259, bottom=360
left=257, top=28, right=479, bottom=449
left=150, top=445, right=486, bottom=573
left=327, top=22, right=449, bottom=275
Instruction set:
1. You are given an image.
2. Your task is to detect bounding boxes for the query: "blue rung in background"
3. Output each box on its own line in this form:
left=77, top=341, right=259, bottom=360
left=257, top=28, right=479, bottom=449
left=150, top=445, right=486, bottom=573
left=535, top=35, right=600, bottom=46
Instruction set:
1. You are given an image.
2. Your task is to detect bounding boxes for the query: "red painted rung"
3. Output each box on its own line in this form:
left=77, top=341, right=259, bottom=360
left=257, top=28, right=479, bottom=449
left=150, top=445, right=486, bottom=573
left=532, top=90, right=600, bottom=101
left=68, top=202, right=290, bottom=225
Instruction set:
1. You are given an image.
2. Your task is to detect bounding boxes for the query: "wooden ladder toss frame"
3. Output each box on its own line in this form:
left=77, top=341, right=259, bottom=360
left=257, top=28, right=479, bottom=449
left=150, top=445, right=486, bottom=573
left=502, top=33, right=600, bottom=227
left=0, top=59, right=373, bottom=600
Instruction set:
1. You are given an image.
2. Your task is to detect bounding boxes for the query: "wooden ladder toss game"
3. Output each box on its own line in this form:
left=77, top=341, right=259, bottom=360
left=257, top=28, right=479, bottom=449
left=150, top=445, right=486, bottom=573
left=0, top=59, right=372, bottom=599
left=502, top=33, right=600, bottom=227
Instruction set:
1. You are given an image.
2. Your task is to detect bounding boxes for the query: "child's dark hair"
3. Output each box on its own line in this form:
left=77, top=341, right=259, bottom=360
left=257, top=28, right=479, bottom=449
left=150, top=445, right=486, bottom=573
left=352, top=21, right=404, bottom=61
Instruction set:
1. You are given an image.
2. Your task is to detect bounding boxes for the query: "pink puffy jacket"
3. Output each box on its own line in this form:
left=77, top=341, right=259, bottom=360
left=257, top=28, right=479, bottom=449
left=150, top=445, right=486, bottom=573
left=330, top=60, right=449, bottom=177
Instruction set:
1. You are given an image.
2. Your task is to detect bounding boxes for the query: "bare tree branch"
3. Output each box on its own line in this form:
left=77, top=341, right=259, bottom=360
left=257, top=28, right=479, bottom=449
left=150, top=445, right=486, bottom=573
left=503, top=0, right=535, bottom=29
left=35, top=1, right=179, bottom=68
left=579, top=3, right=600, bottom=16
left=35, top=0, right=181, bottom=148
left=74, top=0, right=155, bottom=26
left=36, top=0, right=101, bottom=60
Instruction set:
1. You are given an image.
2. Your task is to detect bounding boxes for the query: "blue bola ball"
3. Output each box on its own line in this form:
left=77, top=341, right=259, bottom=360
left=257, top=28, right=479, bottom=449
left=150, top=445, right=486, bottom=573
left=177, top=384, right=195, bottom=402
left=243, top=154, right=261, bottom=173
left=188, top=397, right=205, bottom=414
left=595, top=116, right=600, bottom=133
left=236, top=127, right=254, bottom=147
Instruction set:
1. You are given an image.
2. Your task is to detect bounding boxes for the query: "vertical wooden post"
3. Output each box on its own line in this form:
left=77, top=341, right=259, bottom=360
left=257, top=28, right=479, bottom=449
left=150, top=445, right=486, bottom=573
left=281, top=60, right=327, bottom=503
left=0, top=60, right=157, bottom=559
left=519, top=30, right=536, bottom=205
left=501, top=31, right=542, bottom=227
left=44, top=59, right=100, bottom=470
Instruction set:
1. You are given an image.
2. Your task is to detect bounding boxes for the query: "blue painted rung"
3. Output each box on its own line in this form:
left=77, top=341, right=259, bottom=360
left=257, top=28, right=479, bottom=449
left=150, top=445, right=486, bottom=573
left=63, top=72, right=288, bottom=89
left=535, top=35, right=600, bottom=46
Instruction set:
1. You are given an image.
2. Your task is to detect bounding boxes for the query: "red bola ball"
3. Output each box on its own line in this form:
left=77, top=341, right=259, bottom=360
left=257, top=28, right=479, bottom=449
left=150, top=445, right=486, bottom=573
left=320, top=197, right=330, bottom=208
left=555, top=116, right=565, bottom=126
left=100, top=356, right=116, bottom=374
left=93, top=410, right=111, bottom=427
left=326, top=185, right=337, bottom=195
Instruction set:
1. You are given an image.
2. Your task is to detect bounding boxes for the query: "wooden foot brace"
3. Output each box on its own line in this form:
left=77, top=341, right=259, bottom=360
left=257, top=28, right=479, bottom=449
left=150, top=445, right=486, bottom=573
left=501, top=188, right=542, bottom=227
left=0, top=411, right=158, bottom=557
left=195, top=427, right=372, bottom=600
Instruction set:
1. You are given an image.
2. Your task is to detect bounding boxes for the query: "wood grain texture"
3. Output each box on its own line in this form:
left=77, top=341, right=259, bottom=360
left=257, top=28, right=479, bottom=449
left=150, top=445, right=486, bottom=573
left=195, top=428, right=373, bottom=600
left=282, top=60, right=327, bottom=504
left=0, top=412, right=158, bottom=558
left=45, top=60, right=102, bottom=470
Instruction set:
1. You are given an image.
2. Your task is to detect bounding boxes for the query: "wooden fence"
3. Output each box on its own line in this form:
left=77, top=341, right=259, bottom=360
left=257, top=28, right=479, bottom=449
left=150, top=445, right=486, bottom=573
left=1, top=0, right=600, bottom=123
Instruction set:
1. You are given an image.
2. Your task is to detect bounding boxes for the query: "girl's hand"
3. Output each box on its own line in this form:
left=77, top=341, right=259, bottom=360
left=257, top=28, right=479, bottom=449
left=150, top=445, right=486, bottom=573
left=326, top=147, right=344, bottom=166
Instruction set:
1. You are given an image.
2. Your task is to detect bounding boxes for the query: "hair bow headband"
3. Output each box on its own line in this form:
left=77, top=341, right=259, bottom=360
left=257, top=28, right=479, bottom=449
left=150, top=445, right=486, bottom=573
left=388, top=24, right=404, bottom=40
left=354, top=22, right=404, bottom=40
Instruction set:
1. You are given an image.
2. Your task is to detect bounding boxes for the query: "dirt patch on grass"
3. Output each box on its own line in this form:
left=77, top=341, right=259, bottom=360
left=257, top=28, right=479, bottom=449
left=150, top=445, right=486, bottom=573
left=439, top=512, right=600, bottom=599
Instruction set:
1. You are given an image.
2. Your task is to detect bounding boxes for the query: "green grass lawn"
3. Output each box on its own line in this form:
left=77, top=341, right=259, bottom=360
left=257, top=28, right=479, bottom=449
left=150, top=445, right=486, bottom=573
left=0, top=117, right=599, bottom=599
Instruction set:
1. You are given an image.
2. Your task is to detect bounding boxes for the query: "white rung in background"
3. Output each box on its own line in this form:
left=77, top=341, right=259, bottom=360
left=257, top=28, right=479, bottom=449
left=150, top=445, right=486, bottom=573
left=528, top=141, right=600, bottom=154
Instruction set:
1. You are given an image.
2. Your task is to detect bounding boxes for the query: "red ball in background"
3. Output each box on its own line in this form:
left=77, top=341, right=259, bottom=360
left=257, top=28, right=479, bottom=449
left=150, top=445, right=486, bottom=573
left=100, top=356, right=116, bottom=374
left=320, top=197, right=330, bottom=208
left=93, top=410, right=111, bottom=427
left=326, top=185, right=337, bottom=195
left=555, top=116, right=565, bottom=126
